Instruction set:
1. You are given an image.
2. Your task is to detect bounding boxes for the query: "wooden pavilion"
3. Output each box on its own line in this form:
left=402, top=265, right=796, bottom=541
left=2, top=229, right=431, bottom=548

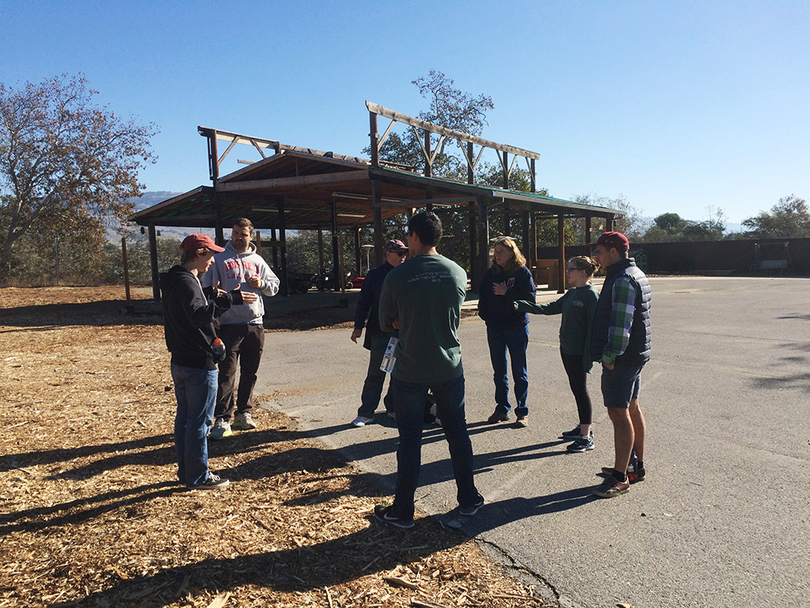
left=128, top=102, right=622, bottom=299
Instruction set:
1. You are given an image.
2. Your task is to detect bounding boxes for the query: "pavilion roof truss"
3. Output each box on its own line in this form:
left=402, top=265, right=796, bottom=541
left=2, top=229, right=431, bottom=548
left=366, top=101, right=541, bottom=190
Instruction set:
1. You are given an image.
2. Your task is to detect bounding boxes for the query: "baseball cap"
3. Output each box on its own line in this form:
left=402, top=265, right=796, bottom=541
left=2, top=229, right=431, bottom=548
left=385, top=239, right=407, bottom=253
left=181, top=233, right=225, bottom=252
left=596, top=231, right=629, bottom=252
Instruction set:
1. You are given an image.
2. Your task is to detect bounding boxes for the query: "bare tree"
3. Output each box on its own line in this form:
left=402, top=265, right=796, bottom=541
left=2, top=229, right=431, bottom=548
left=0, top=74, right=156, bottom=281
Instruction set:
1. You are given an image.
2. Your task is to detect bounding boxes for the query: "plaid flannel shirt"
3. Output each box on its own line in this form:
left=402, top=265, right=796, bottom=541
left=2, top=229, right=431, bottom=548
left=603, top=276, right=636, bottom=365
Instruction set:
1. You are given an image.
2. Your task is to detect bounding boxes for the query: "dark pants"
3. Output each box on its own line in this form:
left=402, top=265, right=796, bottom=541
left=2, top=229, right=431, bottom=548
left=358, top=333, right=394, bottom=418
left=214, top=323, right=264, bottom=421
left=560, top=349, right=592, bottom=425
left=486, top=324, right=529, bottom=416
left=389, top=374, right=479, bottom=520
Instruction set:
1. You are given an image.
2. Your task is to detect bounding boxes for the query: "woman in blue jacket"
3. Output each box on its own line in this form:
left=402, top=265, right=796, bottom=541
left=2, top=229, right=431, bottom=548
left=515, top=256, right=599, bottom=452
left=478, top=237, right=536, bottom=427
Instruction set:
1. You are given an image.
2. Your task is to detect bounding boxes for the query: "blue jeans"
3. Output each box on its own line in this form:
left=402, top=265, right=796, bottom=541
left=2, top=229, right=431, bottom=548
left=358, top=333, right=394, bottom=418
left=486, top=324, right=529, bottom=416
left=389, top=374, right=479, bottom=520
left=172, top=364, right=218, bottom=487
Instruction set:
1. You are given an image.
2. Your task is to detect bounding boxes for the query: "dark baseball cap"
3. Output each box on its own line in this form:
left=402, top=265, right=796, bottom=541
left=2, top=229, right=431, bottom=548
left=181, top=233, right=224, bottom=252
left=385, top=239, right=407, bottom=253
left=596, top=231, right=629, bottom=252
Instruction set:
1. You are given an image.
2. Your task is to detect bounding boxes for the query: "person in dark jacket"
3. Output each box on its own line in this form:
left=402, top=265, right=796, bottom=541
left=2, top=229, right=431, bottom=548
left=590, top=231, right=651, bottom=499
left=349, top=239, right=407, bottom=426
left=161, top=233, right=257, bottom=490
left=478, top=236, right=536, bottom=427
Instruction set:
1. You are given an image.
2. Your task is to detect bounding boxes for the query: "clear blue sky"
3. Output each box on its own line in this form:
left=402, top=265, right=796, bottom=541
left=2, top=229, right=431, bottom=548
left=2, top=1, right=808, bottom=226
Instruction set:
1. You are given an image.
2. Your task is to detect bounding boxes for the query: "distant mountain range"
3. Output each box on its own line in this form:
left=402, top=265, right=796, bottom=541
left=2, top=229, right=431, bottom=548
left=104, top=191, right=208, bottom=242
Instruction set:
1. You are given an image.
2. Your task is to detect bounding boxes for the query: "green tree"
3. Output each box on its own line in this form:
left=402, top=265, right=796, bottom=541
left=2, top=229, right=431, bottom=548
left=572, top=193, right=647, bottom=242
left=0, top=74, right=156, bottom=284
left=742, top=195, right=810, bottom=238
left=640, top=208, right=726, bottom=243
left=372, top=70, right=495, bottom=178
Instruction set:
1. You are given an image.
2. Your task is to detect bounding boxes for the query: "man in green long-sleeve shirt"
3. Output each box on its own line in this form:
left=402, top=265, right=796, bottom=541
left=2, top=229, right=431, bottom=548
left=374, top=212, right=483, bottom=529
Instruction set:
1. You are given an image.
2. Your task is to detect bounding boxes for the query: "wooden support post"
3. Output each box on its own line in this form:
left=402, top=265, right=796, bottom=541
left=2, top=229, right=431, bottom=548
left=530, top=211, right=538, bottom=272
left=557, top=215, right=566, bottom=294
left=254, top=231, right=261, bottom=255
left=271, top=228, right=279, bottom=269
left=121, top=237, right=131, bottom=306
left=372, top=181, right=384, bottom=266
left=338, top=231, right=346, bottom=294
left=278, top=198, right=288, bottom=297
left=353, top=227, right=361, bottom=277
left=477, top=198, right=489, bottom=292
left=424, top=131, right=433, bottom=212
left=585, top=215, right=592, bottom=254
left=467, top=142, right=477, bottom=286
left=148, top=223, right=160, bottom=301
left=214, top=192, right=224, bottom=246
left=522, top=210, right=530, bottom=257
left=503, top=151, right=510, bottom=236
left=331, top=198, right=340, bottom=291
left=318, top=229, right=325, bottom=272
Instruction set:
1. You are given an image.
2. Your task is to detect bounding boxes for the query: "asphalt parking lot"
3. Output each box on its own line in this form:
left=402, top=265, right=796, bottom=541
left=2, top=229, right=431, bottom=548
left=256, top=276, right=809, bottom=608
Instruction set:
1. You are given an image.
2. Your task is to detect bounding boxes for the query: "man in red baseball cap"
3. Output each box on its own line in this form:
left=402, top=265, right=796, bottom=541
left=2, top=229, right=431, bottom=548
left=590, top=231, right=651, bottom=498
left=181, top=233, right=225, bottom=253
left=161, top=234, right=257, bottom=490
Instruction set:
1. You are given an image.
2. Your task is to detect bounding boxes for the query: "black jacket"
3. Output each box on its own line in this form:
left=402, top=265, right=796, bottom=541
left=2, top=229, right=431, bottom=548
left=478, top=265, right=536, bottom=329
left=161, top=265, right=243, bottom=370
left=354, top=262, right=394, bottom=349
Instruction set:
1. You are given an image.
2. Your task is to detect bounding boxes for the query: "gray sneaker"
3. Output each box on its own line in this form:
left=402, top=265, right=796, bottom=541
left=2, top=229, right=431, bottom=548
left=209, top=418, right=233, bottom=440
left=232, top=411, right=256, bottom=431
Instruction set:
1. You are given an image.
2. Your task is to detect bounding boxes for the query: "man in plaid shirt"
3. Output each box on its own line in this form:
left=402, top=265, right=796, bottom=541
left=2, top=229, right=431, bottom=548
left=590, top=232, right=651, bottom=498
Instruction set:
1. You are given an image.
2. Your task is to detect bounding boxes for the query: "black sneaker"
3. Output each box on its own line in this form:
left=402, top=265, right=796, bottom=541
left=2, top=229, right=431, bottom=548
left=487, top=409, right=509, bottom=423
left=627, top=466, right=646, bottom=484
left=191, top=473, right=229, bottom=490
left=600, top=465, right=645, bottom=484
left=459, top=494, right=485, bottom=516
left=567, top=435, right=594, bottom=453
left=561, top=425, right=582, bottom=438
left=374, top=505, right=415, bottom=529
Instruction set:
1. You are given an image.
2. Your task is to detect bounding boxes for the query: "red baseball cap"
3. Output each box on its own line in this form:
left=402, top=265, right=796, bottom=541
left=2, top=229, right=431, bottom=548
left=181, top=233, right=224, bottom=252
left=596, top=231, right=629, bottom=252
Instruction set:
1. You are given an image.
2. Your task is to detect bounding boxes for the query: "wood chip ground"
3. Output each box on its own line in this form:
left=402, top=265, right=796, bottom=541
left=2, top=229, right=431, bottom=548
left=0, top=287, right=555, bottom=607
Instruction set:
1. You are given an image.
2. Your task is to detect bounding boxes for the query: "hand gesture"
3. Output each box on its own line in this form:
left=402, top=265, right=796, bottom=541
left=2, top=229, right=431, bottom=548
left=232, top=284, right=259, bottom=304
left=247, top=275, right=262, bottom=289
left=493, top=282, right=508, bottom=296
left=350, top=329, right=362, bottom=343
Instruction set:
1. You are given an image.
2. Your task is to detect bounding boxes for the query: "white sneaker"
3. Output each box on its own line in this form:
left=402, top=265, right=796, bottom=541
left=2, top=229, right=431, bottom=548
left=351, top=415, right=374, bottom=427
left=209, top=418, right=232, bottom=440
left=232, top=411, right=256, bottom=430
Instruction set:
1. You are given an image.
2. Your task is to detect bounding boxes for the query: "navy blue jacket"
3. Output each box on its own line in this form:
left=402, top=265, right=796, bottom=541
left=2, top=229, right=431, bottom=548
left=478, top=265, right=536, bottom=329
left=354, top=262, right=395, bottom=349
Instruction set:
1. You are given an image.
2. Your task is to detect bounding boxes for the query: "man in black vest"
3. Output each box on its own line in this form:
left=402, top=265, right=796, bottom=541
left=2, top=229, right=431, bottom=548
left=590, top=232, right=651, bottom=498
